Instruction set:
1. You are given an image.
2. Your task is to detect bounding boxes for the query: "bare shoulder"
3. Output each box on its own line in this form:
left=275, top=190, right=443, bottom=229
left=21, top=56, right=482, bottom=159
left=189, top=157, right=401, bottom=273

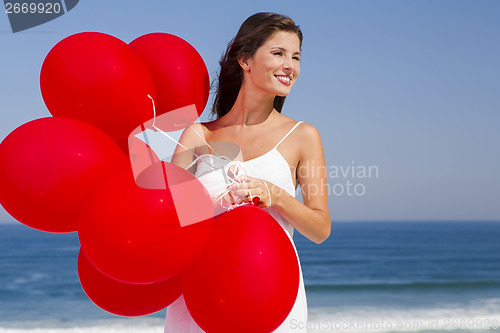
left=186, top=122, right=208, bottom=133
left=296, top=121, right=321, bottom=141
left=272, top=112, right=321, bottom=146
left=181, top=121, right=213, bottom=139
left=273, top=112, right=302, bottom=131
left=197, top=119, right=221, bottom=135
left=176, top=122, right=211, bottom=151
left=294, top=121, right=324, bottom=161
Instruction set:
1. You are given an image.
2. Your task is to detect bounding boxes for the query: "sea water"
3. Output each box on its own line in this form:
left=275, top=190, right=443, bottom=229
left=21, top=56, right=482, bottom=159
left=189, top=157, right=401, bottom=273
left=1, top=221, right=499, bottom=333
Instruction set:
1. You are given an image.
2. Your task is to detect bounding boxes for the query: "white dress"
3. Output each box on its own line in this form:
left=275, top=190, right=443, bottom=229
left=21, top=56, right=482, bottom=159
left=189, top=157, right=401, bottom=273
left=164, top=121, right=307, bottom=333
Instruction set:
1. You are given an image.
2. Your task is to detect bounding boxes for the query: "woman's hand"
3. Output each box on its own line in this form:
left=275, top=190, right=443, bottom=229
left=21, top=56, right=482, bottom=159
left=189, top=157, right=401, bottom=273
left=228, top=175, right=284, bottom=209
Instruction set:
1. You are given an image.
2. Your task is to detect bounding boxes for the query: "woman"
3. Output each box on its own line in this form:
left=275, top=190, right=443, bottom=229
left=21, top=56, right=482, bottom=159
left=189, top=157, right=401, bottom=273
left=166, top=12, right=331, bottom=333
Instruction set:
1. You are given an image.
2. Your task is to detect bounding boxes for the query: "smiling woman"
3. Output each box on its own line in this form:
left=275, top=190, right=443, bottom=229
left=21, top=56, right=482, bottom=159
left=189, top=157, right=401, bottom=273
left=166, top=12, right=331, bottom=333
left=242, top=30, right=301, bottom=99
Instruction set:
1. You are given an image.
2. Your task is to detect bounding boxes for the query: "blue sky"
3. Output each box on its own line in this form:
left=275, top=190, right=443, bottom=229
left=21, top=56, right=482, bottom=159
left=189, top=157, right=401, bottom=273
left=0, top=0, right=499, bottom=222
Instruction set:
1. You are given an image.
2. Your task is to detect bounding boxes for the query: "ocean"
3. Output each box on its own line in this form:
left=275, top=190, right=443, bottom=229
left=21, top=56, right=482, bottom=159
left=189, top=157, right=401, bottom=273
left=1, top=221, right=499, bottom=333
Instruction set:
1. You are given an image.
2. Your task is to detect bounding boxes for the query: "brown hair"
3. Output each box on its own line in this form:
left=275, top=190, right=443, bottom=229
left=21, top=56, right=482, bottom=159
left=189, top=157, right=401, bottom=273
left=211, top=12, right=303, bottom=119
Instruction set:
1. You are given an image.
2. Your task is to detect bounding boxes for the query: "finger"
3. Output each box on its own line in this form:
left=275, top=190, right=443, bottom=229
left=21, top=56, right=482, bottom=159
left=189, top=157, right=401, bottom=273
left=232, top=176, right=245, bottom=184
left=230, top=192, right=240, bottom=204
left=230, top=182, right=249, bottom=190
left=232, top=180, right=261, bottom=190
left=234, top=175, right=256, bottom=183
left=242, top=196, right=259, bottom=206
left=234, top=196, right=244, bottom=205
left=230, top=188, right=251, bottom=198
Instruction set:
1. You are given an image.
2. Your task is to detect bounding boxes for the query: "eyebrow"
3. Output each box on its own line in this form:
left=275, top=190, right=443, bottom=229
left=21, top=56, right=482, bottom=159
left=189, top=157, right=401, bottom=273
left=271, top=47, right=301, bottom=56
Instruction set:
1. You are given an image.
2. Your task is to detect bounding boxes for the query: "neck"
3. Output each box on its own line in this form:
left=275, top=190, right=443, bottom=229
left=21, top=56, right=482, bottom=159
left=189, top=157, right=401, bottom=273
left=223, top=82, right=276, bottom=126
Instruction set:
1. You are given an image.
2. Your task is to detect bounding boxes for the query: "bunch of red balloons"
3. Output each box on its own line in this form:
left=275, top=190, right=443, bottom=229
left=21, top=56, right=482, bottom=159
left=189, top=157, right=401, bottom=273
left=0, top=32, right=299, bottom=332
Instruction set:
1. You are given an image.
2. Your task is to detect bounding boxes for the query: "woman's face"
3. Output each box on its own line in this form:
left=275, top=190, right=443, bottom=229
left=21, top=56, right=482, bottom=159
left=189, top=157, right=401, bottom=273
left=243, top=31, right=301, bottom=97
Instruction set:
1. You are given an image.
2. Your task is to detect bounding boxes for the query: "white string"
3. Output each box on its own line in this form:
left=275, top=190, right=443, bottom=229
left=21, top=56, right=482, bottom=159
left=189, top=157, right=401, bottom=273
left=263, top=181, right=271, bottom=206
left=147, top=95, right=217, bottom=173
left=148, top=94, right=193, bottom=129
left=147, top=94, right=194, bottom=156
left=192, top=129, right=221, bottom=158
left=212, top=161, right=250, bottom=210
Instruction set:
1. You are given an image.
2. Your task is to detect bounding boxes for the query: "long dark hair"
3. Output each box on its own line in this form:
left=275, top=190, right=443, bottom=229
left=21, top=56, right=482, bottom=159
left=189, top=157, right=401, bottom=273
left=211, top=12, right=303, bottom=119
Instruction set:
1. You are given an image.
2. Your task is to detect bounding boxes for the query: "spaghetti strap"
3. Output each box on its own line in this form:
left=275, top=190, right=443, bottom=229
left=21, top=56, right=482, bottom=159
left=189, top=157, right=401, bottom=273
left=274, top=121, right=304, bottom=149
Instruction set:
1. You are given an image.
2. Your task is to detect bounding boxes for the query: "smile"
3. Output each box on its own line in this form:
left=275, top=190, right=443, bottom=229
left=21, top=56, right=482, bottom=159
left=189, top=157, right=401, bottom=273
left=275, top=75, right=291, bottom=86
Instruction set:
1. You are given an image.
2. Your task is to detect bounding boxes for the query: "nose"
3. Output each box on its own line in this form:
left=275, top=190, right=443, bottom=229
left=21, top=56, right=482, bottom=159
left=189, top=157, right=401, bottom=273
left=282, top=56, right=294, bottom=74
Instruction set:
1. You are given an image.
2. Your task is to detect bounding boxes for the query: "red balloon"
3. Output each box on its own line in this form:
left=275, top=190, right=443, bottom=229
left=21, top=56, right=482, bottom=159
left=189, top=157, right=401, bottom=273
left=40, top=32, right=156, bottom=142
left=129, top=33, right=209, bottom=129
left=183, top=205, right=299, bottom=333
left=78, top=162, right=213, bottom=284
left=78, top=248, right=182, bottom=316
left=0, top=117, right=127, bottom=233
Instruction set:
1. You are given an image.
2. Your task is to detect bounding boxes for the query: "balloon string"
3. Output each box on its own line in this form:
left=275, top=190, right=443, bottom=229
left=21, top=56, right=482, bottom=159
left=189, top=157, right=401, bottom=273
left=147, top=94, right=193, bottom=153
left=145, top=94, right=249, bottom=209
left=212, top=161, right=250, bottom=210
left=147, top=94, right=218, bottom=157
left=148, top=94, right=157, bottom=127
left=146, top=94, right=215, bottom=172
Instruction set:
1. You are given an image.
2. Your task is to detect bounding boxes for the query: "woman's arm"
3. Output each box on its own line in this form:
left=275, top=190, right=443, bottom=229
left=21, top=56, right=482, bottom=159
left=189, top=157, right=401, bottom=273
left=231, top=123, right=331, bottom=244
left=276, top=123, right=331, bottom=243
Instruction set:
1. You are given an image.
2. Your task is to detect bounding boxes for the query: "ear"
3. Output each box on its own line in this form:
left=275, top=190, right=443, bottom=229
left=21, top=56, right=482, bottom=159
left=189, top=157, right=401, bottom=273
left=237, top=56, right=251, bottom=72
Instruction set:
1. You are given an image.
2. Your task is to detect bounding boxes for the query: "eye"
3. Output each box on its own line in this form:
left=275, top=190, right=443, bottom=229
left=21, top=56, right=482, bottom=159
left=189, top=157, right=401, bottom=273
left=293, top=56, right=301, bottom=61
left=273, top=51, right=283, bottom=56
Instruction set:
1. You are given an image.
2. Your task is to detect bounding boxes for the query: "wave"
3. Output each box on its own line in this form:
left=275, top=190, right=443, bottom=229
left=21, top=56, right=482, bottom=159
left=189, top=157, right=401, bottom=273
left=306, top=298, right=500, bottom=333
left=0, top=317, right=164, bottom=333
left=0, top=327, right=162, bottom=333
left=1, top=300, right=500, bottom=333
left=306, top=280, right=500, bottom=292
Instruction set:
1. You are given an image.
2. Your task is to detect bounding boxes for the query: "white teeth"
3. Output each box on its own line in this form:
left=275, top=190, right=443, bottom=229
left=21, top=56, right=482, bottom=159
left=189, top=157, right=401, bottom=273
left=276, top=75, right=291, bottom=83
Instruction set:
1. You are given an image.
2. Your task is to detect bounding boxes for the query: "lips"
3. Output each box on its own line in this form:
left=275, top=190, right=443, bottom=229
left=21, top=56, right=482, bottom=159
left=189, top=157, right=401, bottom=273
left=275, top=75, right=291, bottom=86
